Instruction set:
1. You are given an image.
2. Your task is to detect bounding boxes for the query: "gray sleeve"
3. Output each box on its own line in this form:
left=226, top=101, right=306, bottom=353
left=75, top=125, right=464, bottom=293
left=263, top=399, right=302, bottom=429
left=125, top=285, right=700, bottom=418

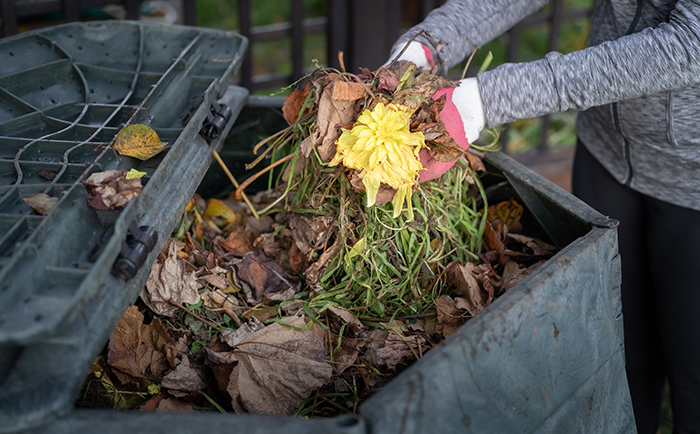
left=394, top=0, right=549, bottom=72
left=479, top=0, right=700, bottom=126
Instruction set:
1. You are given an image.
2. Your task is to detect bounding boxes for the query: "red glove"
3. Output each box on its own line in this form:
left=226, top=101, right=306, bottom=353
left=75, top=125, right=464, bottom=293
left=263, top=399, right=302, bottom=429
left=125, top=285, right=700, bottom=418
left=419, top=78, right=486, bottom=183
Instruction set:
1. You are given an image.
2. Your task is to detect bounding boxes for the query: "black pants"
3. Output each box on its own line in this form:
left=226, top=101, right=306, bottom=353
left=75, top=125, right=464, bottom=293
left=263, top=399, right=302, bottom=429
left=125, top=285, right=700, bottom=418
left=572, top=143, right=700, bottom=434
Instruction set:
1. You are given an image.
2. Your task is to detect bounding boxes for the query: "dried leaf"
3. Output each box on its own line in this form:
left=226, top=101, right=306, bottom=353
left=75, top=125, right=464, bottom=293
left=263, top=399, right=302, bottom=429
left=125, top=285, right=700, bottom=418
left=435, top=295, right=466, bottom=337
left=376, top=69, right=401, bottom=93
left=203, top=198, right=237, bottom=223
left=140, top=239, right=201, bottom=317
left=489, top=199, right=524, bottom=229
left=221, top=317, right=265, bottom=347
left=367, top=330, right=426, bottom=370
left=311, top=85, right=357, bottom=162
left=327, top=305, right=364, bottom=335
left=216, top=228, right=253, bottom=256
left=84, top=170, right=143, bottom=210
left=234, top=251, right=298, bottom=304
left=107, top=305, right=177, bottom=382
left=23, top=193, right=58, bottom=215
left=288, top=214, right=335, bottom=255
left=331, top=80, right=366, bottom=101
left=210, top=316, right=333, bottom=415
left=282, top=82, right=311, bottom=125
left=37, top=169, right=58, bottom=181
left=161, top=357, right=206, bottom=397
left=445, top=261, right=493, bottom=317
left=114, top=124, right=168, bottom=161
left=304, top=236, right=343, bottom=291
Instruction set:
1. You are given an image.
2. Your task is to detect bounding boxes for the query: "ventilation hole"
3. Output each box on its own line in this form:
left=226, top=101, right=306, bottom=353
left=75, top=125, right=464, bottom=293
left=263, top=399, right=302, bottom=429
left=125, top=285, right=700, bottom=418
left=68, top=33, right=73, bottom=38
left=106, top=94, right=111, bottom=99
left=90, top=89, right=94, bottom=94
left=8, top=52, right=14, bottom=56
left=39, top=85, right=44, bottom=90
left=35, top=315, right=43, bottom=322
left=163, top=44, right=167, bottom=49
left=78, top=46, right=83, bottom=50
left=51, top=99, right=56, bottom=104
left=109, top=79, right=113, bottom=85
left=23, top=298, right=31, bottom=304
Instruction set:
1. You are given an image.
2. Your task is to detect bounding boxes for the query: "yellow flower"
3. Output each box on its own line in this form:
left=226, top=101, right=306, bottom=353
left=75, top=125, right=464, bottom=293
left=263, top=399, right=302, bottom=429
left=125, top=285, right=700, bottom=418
left=330, top=103, right=425, bottom=219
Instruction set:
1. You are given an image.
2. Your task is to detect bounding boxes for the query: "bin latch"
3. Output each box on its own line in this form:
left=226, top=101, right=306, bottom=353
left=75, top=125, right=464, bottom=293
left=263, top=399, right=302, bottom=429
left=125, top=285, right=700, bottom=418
left=112, top=222, right=159, bottom=280
left=186, top=98, right=233, bottom=143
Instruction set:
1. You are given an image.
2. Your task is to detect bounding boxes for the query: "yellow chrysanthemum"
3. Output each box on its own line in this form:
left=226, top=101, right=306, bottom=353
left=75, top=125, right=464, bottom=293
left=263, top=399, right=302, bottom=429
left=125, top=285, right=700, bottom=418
left=330, top=103, right=425, bottom=219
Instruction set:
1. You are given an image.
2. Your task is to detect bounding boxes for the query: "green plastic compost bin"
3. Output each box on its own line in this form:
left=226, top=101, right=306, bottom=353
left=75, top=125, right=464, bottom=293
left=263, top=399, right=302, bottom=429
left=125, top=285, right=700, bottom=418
left=0, top=20, right=250, bottom=432
left=0, top=25, right=635, bottom=433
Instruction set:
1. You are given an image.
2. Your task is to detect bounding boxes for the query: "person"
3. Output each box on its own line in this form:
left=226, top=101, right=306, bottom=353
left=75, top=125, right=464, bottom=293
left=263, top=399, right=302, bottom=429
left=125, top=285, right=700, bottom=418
left=388, top=1, right=700, bottom=433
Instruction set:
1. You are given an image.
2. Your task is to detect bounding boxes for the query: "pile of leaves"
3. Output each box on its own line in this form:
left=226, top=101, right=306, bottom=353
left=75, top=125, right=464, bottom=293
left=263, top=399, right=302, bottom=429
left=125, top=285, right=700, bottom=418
left=78, top=60, right=557, bottom=416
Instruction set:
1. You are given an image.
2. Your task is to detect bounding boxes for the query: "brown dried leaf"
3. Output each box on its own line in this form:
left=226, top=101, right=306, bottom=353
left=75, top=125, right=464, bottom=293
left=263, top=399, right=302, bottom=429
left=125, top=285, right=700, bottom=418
left=304, top=236, right=343, bottom=291
left=151, top=396, right=195, bottom=412
left=368, top=331, right=426, bottom=371
left=288, top=214, right=335, bottom=255
left=331, top=80, right=366, bottom=101
left=37, top=169, right=58, bottom=181
left=327, top=305, right=364, bottom=335
left=445, top=261, right=494, bottom=317
left=107, top=306, right=177, bottom=382
left=435, top=295, right=466, bottom=337
left=311, top=85, right=357, bottom=162
left=84, top=169, right=143, bottom=210
left=376, top=69, right=400, bottom=92
left=234, top=251, right=298, bottom=304
left=210, top=316, right=333, bottom=415
left=217, top=228, right=253, bottom=256
left=221, top=317, right=265, bottom=348
left=140, top=240, right=201, bottom=317
left=288, top=242, right=308, bottom=275
left=161, top=357, right=207, bottom=397
left=23, top=193, right=58, bottom=216
left=282, top=81, right=311, bottom=125
left=506, top=233, right=558, bottom=257
left=465, top=152, right=486, bottom=172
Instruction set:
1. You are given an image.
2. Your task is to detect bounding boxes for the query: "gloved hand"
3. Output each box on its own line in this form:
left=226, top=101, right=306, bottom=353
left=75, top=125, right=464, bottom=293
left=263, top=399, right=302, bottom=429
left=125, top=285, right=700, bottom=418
left=419, top=77, right=486, bottom=183
left=385, top=41, right=435, bottom=70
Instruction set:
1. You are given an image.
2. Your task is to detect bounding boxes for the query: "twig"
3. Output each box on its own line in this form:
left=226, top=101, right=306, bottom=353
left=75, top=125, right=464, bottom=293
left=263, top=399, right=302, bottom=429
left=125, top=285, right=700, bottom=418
left=338, top=51, right=346, bottom=73
left=212, top=150, right=260, bottom=220
left=169, top=300, right=223, bottom=332
left=235, top=153, right=294, bottom=201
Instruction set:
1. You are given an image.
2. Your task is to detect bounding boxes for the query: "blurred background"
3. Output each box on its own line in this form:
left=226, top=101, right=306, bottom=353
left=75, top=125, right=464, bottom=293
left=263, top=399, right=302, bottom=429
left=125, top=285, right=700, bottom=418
left=0, top=0, right=599, bottom=191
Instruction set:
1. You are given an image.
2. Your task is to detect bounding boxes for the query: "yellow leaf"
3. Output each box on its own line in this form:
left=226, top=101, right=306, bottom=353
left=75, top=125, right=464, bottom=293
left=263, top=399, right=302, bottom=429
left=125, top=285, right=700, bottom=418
left=203, top=199, right=236, bottom=223
left=185, top=198, right=195, bottom=212
left=344, top=237, right=365, bottom=270
left=114, top=124, right=168, bottom=161
left=125, top=168, right=147, bottom=179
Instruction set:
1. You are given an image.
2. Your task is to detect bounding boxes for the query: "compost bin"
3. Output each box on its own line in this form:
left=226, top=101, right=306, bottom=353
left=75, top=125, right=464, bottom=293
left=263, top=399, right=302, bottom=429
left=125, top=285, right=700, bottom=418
left=0, top=22, right=635, bottom=433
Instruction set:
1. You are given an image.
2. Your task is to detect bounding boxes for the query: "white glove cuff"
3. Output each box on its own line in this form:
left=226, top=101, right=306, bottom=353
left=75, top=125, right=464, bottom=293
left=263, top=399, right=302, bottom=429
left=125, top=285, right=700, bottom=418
left=385, top=41, right=432, bottom=70
left=452, top=78, right=486, bottom=143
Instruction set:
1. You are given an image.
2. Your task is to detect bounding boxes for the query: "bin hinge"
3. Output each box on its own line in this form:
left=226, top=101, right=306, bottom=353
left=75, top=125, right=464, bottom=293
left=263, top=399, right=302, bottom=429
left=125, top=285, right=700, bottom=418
left=111, top=222, right=159, bottom=280
left=185, top=98, right=233, bottom=143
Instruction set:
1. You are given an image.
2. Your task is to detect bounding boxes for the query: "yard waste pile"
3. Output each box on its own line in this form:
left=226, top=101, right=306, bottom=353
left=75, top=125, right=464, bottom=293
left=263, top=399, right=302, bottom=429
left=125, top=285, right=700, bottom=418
left=79, top=60, right=558, bottom=416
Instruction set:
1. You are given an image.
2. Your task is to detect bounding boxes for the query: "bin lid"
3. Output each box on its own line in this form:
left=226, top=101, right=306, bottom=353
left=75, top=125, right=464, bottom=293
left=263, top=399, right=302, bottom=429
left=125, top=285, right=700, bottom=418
left=0, top=21, right=247, bottom=344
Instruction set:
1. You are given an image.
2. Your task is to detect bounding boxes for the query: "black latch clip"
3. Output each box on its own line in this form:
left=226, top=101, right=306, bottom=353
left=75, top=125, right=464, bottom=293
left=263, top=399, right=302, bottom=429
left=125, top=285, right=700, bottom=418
left=112, top=222, right=159, bottom=280
left=184, top=98, right=233, bottom=143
